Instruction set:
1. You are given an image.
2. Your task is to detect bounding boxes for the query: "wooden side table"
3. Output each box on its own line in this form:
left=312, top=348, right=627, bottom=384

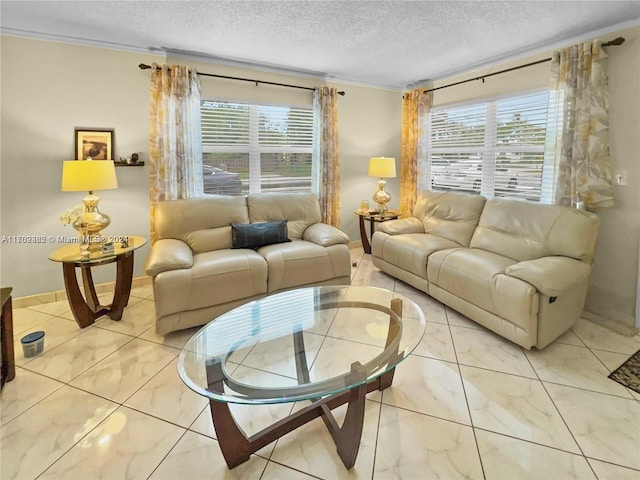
left=353, top=210, right=400, bottom=254
left=1, top=287, right=16, bottom=389
left=49, top=236, right=147, bottom=328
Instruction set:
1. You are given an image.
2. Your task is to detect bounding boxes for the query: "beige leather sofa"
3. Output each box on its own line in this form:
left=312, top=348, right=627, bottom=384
left=372, top=191, right=599, bottom=349
left=145, top=192, right=351, bottom=334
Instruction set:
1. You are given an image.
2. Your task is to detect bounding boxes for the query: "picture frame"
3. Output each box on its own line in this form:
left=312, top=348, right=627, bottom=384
left=74, top=128, right=114, bottom=160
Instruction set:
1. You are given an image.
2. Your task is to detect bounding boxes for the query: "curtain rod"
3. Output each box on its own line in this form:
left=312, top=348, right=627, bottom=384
left=138, top=63, right=346, bottom=96
left=422, top=37, right=625, bottom=94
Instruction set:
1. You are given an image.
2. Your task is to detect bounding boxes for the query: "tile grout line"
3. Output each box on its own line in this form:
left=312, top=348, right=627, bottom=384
left=6, top=264, right=640, bottom=478
left=444, top=305, right=488, bottom=480
left=521, top=342, right=594, bottom=472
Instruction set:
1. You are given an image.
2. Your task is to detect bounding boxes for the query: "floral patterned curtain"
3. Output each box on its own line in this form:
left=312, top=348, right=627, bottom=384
left=545, top=40, right=614, bottom=209
left=400, top=88, right=431, bottom=217
left=313, top=86, right=341, bottom=227
left=148, top=63, right=203, bottom=242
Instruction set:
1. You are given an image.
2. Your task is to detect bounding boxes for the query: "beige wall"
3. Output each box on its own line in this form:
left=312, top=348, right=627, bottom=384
left=1, top=36, right=160, bottom=296
left=0, top=36, right=401, bottom=297
left=429, top=26, right=640, bottom=329
left=591, top=26, right=640, bottom=329
left=3, top=29, right=637, bottom=330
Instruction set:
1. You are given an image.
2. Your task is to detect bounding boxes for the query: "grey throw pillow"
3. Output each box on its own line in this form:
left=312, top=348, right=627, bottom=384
left=231, top=220, right=290, bottom=249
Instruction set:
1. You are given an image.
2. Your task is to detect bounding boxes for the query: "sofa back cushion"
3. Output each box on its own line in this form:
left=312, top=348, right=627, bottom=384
left=413, top=191, right=486, bottom=247
left=155, top=196, right=250, bottom=253
left=470, top=198, right=600, bottom=263
left=247, top=192, right=322, bottom=240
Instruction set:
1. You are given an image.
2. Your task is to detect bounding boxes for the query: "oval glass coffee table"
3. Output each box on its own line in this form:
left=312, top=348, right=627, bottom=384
left=178, top=285, right=425, bottom=469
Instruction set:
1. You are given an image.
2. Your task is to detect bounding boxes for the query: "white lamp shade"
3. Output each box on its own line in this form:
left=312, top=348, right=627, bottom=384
left=368, top=157, right=397, bottom=178
left=61, top=160, right=118, bottom=191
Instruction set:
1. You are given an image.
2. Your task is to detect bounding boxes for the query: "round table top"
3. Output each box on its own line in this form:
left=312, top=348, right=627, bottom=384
left=178, top=285, right=426, bottom=404
left=353, top=209, right=400, bottom=219
left=48, top=235, right=147, bottom=264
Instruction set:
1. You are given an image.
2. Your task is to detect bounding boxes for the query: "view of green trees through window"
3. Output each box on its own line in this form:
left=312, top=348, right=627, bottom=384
left=201, top=101, right=313, bottom=195
left=426, top=90, right=549, bottom=201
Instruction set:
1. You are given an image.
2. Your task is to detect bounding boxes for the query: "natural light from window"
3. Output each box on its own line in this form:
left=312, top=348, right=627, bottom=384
left=201, top=100, right=314, bottom=195
left=423, top=90, right=550, bottom=202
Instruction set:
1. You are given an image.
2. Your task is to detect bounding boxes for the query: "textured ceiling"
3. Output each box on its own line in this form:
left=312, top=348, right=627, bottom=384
left=2, top=1, right=639, bottom=89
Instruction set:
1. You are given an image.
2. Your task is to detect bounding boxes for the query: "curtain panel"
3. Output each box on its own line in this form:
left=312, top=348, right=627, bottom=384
left=313, top=86, right=341, bottom=227
left=148, top=63, right=203, bottom=242
left=400, top=89, right=431, bottom=217
left=545, top=40, right=614, bottom=209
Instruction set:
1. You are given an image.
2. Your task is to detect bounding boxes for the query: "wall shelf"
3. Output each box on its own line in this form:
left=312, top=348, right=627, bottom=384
left=114, top=161, right=145, bottom=167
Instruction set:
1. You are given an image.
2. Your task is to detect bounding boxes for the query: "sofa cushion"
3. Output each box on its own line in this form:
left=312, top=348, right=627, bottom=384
left=153, top=249, right=268, bottom=318
left=372, top=232, right=461, bottom=279
left=377, top=217, right=425, bottom=235
left=303, top=223, right=350, bottom=247
left=258, top=240, right=349, bottom=293
left=231, top=220, right=290, bottom=249
left=505, top=256, right=592, bottom=297
left=428, top=247, right=539, bottom=330
left=247, top=192, right=322, bottom=239
left=470, top=198, right=600, bottom=262
left=155, top=196, right=249, bottom=253
left=185, top=227, right=233, bottom=254
left=413, top=190, right=486, bottom=247
left=145, top=239, right=193, bottom=276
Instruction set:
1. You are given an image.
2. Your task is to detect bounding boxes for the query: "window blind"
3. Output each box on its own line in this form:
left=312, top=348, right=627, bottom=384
left=201, top=101, right=314, bottom=194
left=426, top=90, right=550, bottom=202
left=202, top=102, right=249, bottom=147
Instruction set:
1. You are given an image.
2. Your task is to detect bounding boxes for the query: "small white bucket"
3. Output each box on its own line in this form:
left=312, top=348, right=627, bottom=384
left=21, top=331, right=45, bottom=358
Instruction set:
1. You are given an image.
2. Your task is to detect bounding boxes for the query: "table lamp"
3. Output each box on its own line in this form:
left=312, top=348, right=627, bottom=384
left=61, top=159, right=118, bottom=251
left=368, top=157, right=396, bottom=215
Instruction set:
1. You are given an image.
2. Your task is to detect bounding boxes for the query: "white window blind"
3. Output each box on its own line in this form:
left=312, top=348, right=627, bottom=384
left=201, top=100, right=314, bottom=195
left=426, top=90, right=550, bottom=202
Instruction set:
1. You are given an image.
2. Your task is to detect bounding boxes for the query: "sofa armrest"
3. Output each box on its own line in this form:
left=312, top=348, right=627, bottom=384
left=303, top=223, right=350, bottom=247
left=505, top=256, right=592, bottom=298
left=377, top=217, right=425, bottom=235
left=145, top=239, right=194, bottom=277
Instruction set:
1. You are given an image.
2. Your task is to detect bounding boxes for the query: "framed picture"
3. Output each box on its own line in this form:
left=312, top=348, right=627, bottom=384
left=75, top=128, right=114, bottom=160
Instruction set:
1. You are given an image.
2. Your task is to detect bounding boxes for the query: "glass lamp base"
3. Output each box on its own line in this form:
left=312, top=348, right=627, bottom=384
left=72, top=192, right=112, bottom=252
left=372, top=178, right=391, bottom=216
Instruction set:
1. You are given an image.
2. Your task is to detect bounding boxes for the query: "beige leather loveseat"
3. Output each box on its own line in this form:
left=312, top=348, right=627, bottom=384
left=145, top=192, right=351, bottom=334
left=372, top=191, right=599, bottom=349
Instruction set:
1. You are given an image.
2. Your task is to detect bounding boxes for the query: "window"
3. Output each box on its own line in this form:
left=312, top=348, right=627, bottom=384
left=424, top=90, right=549, bottom=202
left=201, top=100, right=314, bottom=195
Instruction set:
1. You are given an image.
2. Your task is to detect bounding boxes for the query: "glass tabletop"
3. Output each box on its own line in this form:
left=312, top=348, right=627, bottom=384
left=48, top=235, right=147, bottom=264
left=178, top=286, right=426, bottom=404
left=354, top=209, right=399, bottom=220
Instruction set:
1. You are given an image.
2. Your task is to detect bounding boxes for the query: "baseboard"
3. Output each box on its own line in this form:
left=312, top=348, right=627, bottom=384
left=12, top=276, right=153, bottom=309
left=349, top=240, right=363, bottom=249
left=582, top=310, right=640, bottom=337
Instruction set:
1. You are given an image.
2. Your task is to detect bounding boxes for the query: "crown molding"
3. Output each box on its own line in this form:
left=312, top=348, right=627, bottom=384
left=158, top=46, right=329, bottom=81
left=7, top=17, right=634, bottom=94
left=422, top=18, right=640, bottom=85
left=0, top=27, right=405, bottom=91
left=0, top=27, right=165, bottom=58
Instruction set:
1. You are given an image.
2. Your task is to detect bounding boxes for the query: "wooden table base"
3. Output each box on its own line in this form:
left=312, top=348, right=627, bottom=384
left=355, top=211, right=399, bottom=254
left=206, top=359, right=393, bottom=469
left=1, top=288, right=15, bottom=389
left=205, top=298, right=405, bottom=470
left=358, top=215, right=373, bottom=254
left=62, top=252, right=134, bottom=328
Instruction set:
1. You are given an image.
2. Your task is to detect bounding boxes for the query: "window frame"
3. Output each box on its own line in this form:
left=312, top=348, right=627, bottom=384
left=201, top=98, right=314, bottom=195
left=423, top=88, right=551, bottom=203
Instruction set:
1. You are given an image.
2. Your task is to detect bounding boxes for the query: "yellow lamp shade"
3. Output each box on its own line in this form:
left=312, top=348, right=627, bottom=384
left=61, top=160, right=118, bottom=192
left=61, top=160, right=118, bottom=252
left=368, top=157, right=396, bottom=178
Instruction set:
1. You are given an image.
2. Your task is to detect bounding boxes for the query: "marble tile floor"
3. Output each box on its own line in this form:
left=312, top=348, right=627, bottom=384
left=2, top=248, right=639, bottom=480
